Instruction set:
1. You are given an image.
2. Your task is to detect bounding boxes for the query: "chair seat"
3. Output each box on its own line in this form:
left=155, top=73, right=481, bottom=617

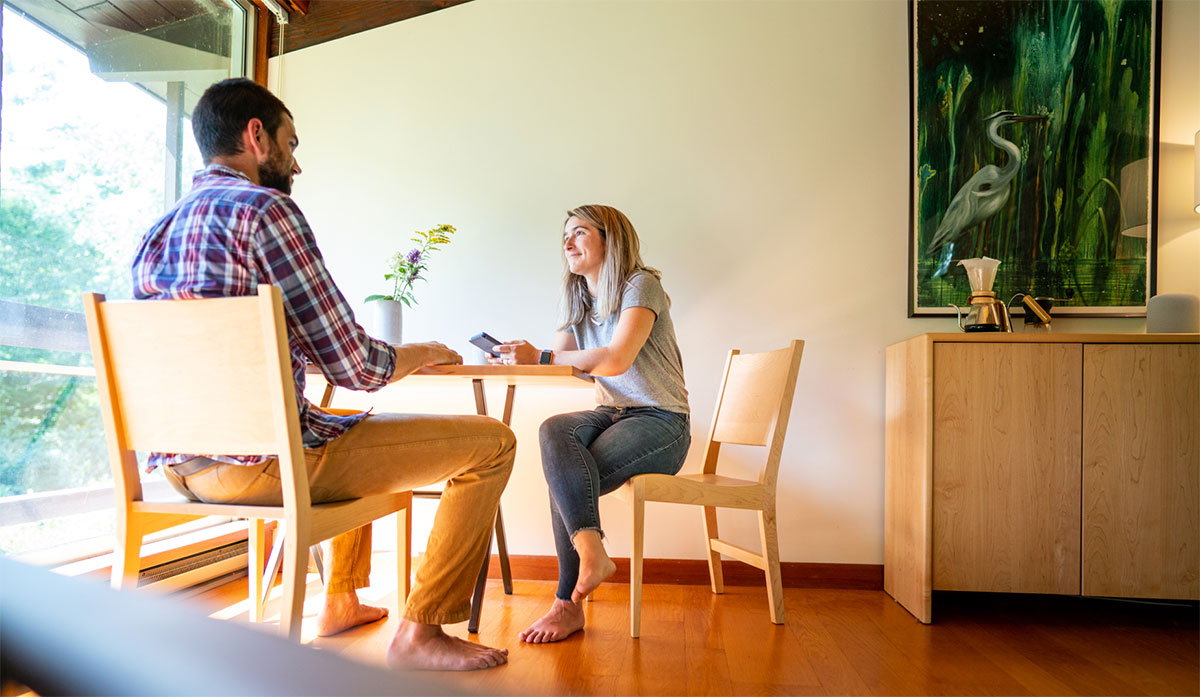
left=135, top=491, right=412, bottom=543
left=616, top=472, right=766, bottom=510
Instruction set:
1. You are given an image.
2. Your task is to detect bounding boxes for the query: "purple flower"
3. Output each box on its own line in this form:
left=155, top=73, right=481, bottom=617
left=406, top=248, right=422, bottom=264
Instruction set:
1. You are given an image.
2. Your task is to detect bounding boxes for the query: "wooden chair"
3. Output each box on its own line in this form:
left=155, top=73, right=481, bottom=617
left=609, top=340, right=804, bottom=637
left=83, top=285, right=412, bottom=641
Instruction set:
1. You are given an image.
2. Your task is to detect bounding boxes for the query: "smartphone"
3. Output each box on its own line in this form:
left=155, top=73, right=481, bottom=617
left=469, top=332, right=502, bottom=357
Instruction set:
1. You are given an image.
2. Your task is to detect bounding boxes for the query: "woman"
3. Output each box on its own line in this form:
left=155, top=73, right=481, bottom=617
left=492, top=205, right=690, bottom=644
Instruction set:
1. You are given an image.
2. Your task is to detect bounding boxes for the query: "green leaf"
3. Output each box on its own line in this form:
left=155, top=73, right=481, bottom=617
left=364, top=294, right=390, bottom=303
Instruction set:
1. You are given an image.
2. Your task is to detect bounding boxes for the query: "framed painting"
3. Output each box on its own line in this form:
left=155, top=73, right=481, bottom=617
left=909, top=0, right=1161, bottom=317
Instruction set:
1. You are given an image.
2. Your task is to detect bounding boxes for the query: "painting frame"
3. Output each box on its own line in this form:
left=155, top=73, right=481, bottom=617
left=908, top=0, right=1162, bottom=318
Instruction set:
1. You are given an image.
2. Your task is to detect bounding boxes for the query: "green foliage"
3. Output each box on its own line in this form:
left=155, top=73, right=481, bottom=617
left=0, top=194, right=106, bottom=314
left=365, top=224, right=457, bottom=308
left=914, top=0, right=1153, bottom=309
left=0, top=375, right=109, bottom=498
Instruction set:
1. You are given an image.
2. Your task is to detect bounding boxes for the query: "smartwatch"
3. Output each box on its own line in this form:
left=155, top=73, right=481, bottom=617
left=538, top=349, right=553, bottom=365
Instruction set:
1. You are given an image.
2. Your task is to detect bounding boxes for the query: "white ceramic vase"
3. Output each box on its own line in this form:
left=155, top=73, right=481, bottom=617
left=373, top=299, right=403, bottom=345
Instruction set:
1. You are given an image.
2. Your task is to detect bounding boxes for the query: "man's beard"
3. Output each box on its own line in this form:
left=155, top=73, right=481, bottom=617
left=259, top=143, right=292, bottom=195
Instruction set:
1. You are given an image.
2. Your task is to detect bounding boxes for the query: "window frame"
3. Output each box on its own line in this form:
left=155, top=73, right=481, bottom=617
left=0, top=0, right=261, bottom=566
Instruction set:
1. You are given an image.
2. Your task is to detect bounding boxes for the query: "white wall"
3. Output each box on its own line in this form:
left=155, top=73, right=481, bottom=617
left=272, top=0, right=1200, bottom=565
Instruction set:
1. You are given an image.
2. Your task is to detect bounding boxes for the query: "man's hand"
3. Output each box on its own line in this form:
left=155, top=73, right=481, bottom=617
left=388, top=342, right=462, bottom=382
left=417, top=341, right=463, bottom=366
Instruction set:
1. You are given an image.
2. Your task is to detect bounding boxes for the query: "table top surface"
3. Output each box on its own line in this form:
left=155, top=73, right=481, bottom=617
left=413, top=364, right=592, bottom=384
left=307, top=362, right=592, bottom=386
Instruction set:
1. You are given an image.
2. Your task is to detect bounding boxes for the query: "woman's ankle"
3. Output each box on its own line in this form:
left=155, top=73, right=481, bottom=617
left=572, top=529, right=607, bottom=561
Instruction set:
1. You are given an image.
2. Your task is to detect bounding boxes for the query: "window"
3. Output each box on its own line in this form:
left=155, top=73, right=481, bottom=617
left=0, top=0, right=253, bottom=561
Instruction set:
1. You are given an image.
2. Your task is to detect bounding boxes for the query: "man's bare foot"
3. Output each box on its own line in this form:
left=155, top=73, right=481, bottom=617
left=315, top=591, right=389, bottom=637
left=570, top=530, right=616, bottom=604
left=386, top=619, right=508, bottom=671
left=519, top=598, right=585, bottom=643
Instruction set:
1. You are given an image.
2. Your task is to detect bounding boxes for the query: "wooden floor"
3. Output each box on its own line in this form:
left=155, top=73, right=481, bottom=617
left=192, top=554, right=1199, bottom=696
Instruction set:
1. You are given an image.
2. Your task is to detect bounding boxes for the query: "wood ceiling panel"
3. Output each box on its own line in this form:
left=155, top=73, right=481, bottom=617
left=113, top=0, right=176, bottom=29
left=269, top=0, right=472, bottom=57
left=156, top=0, right=208, bottom=22
left=75, top=1, right=140, bottom=33
left=57, top=0, right=103, bottom=11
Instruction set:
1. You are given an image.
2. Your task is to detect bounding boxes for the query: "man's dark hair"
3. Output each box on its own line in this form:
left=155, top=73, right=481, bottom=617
left=192, top=78, right=293, bottom=163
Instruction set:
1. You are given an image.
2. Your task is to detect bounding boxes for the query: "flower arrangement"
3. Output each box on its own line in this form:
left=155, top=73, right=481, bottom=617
left=365, top=224, right=456, bottom=307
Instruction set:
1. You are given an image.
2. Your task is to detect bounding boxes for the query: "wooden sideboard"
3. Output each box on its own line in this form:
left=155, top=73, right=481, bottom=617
left=884, top=333, right=1199, bottom=623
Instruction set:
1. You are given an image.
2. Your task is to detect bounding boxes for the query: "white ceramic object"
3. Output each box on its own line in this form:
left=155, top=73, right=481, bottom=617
left=373, top=299, right=404, bottom=345
left=1146, top=293, right=1200, bottom=333
left=957, top=257, right=1002, bottom=293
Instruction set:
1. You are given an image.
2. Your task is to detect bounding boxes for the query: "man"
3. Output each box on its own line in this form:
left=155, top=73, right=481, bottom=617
left=131, top=78, right=513, bottom=671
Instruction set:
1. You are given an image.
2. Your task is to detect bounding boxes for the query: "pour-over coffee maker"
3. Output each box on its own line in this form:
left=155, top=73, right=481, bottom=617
left=948, top=257, right=1012, bottom=332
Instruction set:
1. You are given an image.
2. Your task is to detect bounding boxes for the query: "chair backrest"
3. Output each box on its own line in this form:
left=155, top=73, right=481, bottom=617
left=83, top=285, right=307, bottom=509
left=701, top=340, right=805, bottom=492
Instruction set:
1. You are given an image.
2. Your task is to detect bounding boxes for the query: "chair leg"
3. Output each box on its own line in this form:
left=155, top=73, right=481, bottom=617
left=248, top=519, right=267, bottom=623
left=111, top=513, right=141, bottom=590
left=279, top=520, right=310, bottom=641
left=758, top=507, right=785, bottom=624
left=630, top=493, right=645, bottom=638
left=702, top=505, right=725, bottom=594
left=396, top=502, right=412, bottom=604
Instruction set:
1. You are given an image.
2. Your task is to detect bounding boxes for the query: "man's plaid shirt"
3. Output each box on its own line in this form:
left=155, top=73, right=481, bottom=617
left=131, top=164, right=396, bottom=471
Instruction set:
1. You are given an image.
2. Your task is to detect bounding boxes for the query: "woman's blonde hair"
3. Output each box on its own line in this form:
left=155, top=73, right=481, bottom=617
left=559, top=204, right=660, bottom=330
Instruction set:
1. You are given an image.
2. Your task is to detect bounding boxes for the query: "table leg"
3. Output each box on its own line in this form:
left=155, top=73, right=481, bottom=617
left=263, top=531, right=286, bottom=611
left=494, top=506, right=513, bottom=595
left=467, top=524, right=492, bottom=634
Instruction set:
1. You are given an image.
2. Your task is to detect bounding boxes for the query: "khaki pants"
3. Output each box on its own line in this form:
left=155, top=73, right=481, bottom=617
left=163, top=412, right=515, bottom=625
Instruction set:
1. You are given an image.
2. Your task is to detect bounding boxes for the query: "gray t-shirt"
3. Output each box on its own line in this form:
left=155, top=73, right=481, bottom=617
left=571, top=271, right=689, bottom=414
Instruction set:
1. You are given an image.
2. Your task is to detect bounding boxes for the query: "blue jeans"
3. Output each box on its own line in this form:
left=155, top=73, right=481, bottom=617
left=539, top=406, right=691, bottom=600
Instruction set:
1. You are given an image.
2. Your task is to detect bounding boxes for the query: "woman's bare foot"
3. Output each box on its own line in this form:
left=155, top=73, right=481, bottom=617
left=519, top=598, right=585, bottom=643
left=315, top=591, right=389, bottom=637
left=386, top=619, right=508, bottom=671
left=570, top=530, right=617, bottom=604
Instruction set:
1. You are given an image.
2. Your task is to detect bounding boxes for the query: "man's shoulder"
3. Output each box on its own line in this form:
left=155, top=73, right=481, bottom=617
left=191, top=176, right=294, bottom=214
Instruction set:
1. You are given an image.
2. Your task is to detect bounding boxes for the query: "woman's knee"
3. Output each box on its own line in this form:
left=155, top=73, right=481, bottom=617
left=539, top=412, right=578, bottom=442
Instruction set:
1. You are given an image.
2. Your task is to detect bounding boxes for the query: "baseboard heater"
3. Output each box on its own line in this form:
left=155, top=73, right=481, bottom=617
left=138, top=540, right=248, bottom=593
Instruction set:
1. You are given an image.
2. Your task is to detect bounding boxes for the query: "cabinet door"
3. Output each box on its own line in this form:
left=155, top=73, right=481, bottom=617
left=933, top=343, right=1082, bottom=594
left=1083, top=344, right=1200, bottom=599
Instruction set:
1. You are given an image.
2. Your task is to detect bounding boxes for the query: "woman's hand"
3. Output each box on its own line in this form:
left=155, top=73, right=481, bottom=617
left=492, top=340, right=539, bottom=365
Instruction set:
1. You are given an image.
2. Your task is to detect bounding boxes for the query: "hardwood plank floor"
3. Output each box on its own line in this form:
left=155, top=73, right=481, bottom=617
left=193, top=554, right=1199, bottom=696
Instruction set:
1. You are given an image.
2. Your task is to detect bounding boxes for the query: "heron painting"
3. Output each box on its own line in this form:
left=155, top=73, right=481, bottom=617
left=908, top=0, right=1160, bottom=317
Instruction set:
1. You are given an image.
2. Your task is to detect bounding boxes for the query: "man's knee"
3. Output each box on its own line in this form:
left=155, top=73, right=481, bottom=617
left=479, top=417, right=516, bottom=473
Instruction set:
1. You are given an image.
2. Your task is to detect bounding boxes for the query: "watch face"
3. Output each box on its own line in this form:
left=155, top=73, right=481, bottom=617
left=539, top=350, right=552, bottom=365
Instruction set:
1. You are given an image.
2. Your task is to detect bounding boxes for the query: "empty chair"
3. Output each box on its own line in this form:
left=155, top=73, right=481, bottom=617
left=608, top=340, right=804, bottom=637
left=83, top=285, right=412, bottom=640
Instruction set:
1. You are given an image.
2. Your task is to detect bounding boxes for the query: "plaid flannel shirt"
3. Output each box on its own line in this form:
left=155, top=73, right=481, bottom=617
left=131, top=164, right=396, bottom=472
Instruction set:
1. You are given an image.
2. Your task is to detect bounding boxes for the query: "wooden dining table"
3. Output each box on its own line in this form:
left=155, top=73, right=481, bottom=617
left=308, top=362, right=593, bottom=632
